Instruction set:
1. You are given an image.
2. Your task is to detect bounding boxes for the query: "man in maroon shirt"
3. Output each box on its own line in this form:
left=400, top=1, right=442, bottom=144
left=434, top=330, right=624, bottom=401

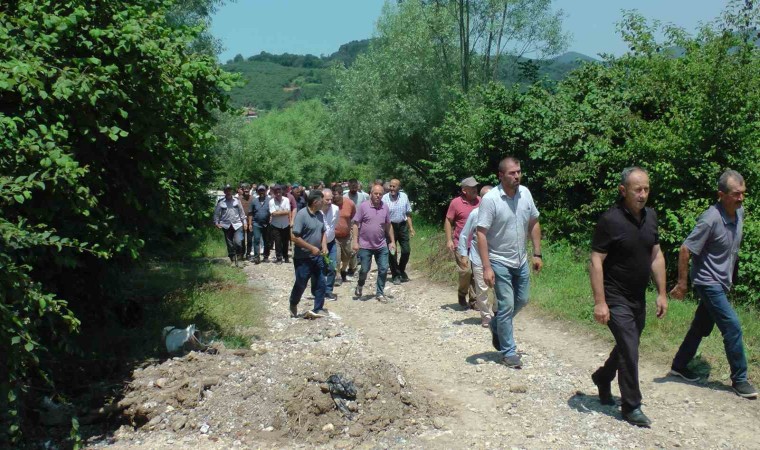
left=444, top=176, right=481, bottom=309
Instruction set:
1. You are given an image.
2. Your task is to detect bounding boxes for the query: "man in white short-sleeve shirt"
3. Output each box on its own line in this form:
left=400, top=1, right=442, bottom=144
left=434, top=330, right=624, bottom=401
left=476, top=157, right=542, bottom=369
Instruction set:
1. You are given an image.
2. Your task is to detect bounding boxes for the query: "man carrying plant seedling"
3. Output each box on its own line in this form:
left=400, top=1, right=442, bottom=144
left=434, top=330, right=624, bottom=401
left=289, top=190, right=329, bottom=319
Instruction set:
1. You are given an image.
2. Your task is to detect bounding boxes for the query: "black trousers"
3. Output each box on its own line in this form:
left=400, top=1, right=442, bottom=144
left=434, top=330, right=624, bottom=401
left=594, top=303, right=646, bottom=413
left=389, top=221, right=411, bottom=277
left=270, top=225, right=291, bottom=260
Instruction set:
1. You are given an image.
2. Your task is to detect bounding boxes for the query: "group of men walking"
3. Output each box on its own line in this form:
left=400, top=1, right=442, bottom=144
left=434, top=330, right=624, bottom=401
left=214, top=160, right=756, bottom=427
left=447, top=159, right=755, bottom=428
left=213, top=178, right=415, bottom=318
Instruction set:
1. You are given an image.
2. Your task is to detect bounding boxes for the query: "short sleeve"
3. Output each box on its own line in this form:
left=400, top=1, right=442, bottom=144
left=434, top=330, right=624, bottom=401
left=591, top=214, right=611, bottom=253
left=292, top=210, right=305, bottom=237
left=352, top=203, right=364, bottom=223
left=445, top=199, right=457, bottom=221
left=268, top=199, right=276, bottom=214
left=476, top=197, right=495, bottom=230
left=684, top=211, right=713, bottom=256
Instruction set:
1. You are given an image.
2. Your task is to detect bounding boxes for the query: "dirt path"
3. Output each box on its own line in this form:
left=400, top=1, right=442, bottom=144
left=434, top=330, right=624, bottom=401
left=102, top=259, right=760, bottom=449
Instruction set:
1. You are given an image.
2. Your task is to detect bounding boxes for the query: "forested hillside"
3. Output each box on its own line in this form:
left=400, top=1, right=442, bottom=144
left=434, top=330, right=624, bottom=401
left=222, top=39, right=597, bottom=109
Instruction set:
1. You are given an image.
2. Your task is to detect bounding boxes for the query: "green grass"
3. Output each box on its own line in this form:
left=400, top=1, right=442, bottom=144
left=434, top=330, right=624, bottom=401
left=99, top=227, right=267, bottom=359
left=410, top=219, right=759, bottom=385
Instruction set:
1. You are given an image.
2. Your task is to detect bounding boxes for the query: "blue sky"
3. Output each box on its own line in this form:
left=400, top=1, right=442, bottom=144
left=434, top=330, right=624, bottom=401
left=211, top=0, right=729, bottom=62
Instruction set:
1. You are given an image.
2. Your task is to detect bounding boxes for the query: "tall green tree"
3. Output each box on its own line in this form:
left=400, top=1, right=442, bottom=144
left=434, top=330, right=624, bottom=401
left=0, top=0, right=233, bottom=441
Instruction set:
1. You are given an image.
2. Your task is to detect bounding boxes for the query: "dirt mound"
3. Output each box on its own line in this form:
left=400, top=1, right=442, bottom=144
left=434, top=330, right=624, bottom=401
left=116, top=317, right=445, bottom=447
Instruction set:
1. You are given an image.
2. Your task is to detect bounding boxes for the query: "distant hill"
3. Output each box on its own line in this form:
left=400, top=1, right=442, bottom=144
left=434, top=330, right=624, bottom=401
left=222, top=40, right=371, bottom=109
left=222, top=42, right=597, bottom=109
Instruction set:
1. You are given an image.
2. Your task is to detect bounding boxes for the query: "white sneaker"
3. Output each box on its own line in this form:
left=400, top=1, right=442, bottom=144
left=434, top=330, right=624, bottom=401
left=305, top=310, right=325, bottom=319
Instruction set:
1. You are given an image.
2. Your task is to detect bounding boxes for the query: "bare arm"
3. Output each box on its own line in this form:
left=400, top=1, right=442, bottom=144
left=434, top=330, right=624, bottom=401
left=407, top=215, right=415, bottom=238
left=351, top=222, right=360, bottom=252
left=291, top=234, right=321, bottom=256
left=444, top=218, right=455, bottom=252
left=385, top=222, right=396, bottom=253
left=589, top=251, right=609, bottom=324
left=528, top=218, right=542, bottom=273
left=650, top=244, right=668, bottom=318
left=476, top=227, right=494, bottom=287
left=669, top=244, right=692, bottom=299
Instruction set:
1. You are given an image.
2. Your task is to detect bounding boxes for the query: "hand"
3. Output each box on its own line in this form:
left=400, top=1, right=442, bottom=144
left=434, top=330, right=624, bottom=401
left=389, top=242, right=396, bottom=254
left=215, top=224, right=223, bottom=229
left=409, top=228, right=416, bottom=238
left=352, top=241, right=359, bottom=253
left=669, top=282, right=687, bottom=300
left=310, top=246, right=321, bottom=256
left=483, top=266, right=495, bottom=288
left=456, top=255, right=469, bottom=270
left=656, top=294, right=668, bottom=319
left=532, top=256, right=543, bottom=273
left=446, top=240, right=455, bottom=253
left=594, top=303, right=610, bottom=325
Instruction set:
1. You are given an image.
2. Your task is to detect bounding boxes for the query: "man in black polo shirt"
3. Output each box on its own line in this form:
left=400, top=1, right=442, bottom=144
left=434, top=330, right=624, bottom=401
left=589, top=167, right=668, bottom=427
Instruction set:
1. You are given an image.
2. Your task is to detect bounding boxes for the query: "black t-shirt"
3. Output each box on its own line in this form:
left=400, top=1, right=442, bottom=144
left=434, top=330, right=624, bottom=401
left=591, top=202, right=659, bottom=306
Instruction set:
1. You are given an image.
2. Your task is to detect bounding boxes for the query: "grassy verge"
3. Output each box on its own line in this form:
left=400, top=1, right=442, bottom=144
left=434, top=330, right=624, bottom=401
left=410, top=219, right=759, bottom=385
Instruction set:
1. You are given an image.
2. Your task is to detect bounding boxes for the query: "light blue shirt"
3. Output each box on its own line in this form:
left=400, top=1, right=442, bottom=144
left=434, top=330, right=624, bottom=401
left=476, top=184, right=539, bottom=269
left=458, top=207, right=482, bottom=267
left=382, top=191, right=412, bottom=223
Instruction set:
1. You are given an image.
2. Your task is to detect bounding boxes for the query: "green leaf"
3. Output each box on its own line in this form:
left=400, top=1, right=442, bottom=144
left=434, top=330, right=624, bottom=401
left=25, top=342, right=34, bottom=352
left=11, top=336, right=21, bottom=345
left=13, top=194, right=24, bottom=204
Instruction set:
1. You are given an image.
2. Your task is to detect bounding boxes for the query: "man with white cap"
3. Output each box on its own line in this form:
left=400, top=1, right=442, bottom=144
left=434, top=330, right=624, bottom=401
left=444, top=176, right=481, bottom=309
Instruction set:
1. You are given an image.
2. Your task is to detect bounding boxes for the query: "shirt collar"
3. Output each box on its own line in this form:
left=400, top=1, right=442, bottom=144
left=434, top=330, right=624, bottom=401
left=716, top=203, right=737, bottom=225
left=617, top=199, right=647, bottom=225
left=497, top=184, right=520, bottom=200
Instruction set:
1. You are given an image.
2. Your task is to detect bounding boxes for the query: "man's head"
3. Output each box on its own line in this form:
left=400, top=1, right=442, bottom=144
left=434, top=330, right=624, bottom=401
left=331, top=184, right=344, bottom=206
left=256, top=185, right=266, bottom=197
left=717, top=169, right=746, bottom=214
left=460, top=176, right=478, bottom=201
left=498, top=157, right=521, bottom=193
left=389, top=179, right=401, bottom=196
left=348, top=179, right=359, bottom=193
left=370, top=184, right=384, bottom=206
left=321, top=188, right=333, bottom=211
left=618, top=167, right=650, bottom=215
left=223, top=184, right=233, bottom=199
left=307, top=189, right=324, bottom=211
left=272, top=184, right=283, bottom=200
left=480, top=185, right=492, bottom=197
left=240, top=183, right=250, bottom=198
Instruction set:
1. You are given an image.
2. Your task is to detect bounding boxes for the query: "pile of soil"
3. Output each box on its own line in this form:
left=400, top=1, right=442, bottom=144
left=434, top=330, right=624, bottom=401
left=114, top=317, right=445, bottom=448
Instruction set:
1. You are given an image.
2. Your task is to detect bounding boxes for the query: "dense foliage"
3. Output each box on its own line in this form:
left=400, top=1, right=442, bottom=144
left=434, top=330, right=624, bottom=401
left=0, top=0, right=232, bottom=441
left=424, top=7, right=760, bottom=297
left=212, top=100, right=368, bottom=186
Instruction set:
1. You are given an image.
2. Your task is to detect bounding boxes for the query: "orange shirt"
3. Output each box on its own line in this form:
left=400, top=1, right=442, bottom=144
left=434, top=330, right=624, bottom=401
left=334, top=197, right=356, bottom=239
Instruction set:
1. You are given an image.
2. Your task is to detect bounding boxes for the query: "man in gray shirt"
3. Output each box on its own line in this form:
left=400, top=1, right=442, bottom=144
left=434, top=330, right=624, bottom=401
left=289, top=190, right=328, bottom=320
left=669, top=170, right=756, bottom=399
left=213, top=184, right=247, bottom=266
left=476, top=157, right=542, bottom=369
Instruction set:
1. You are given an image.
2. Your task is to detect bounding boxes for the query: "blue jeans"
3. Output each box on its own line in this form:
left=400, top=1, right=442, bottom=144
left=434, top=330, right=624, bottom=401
left=252, top=223, right=270, bottom=258
left=357, top=247, right=389, bottom=296
left=325, top=240, right=338, bottom=295
left=489, top=261, right=530, bottom=358
left=672, top=284, right=748, bottom=382
left=289, top=256, right=326, bottom=313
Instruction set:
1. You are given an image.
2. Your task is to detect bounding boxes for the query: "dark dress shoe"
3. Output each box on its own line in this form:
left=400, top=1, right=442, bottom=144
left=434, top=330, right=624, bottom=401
left=591, top=371, right=616, bottom=406
left=623, top=408, right=651, bottom=427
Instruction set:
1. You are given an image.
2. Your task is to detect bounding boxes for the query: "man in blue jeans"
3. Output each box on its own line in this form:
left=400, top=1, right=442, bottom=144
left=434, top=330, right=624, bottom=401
left=289, top=190, right=328, bottom=320
left=476, top=157, right=543, bottom=370
left=352, top=184, right=396, bottom=303
left=669, top=169, right=756, bottom=399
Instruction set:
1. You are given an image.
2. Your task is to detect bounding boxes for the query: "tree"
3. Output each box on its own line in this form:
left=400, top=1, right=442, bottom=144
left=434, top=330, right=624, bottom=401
left=0, top=0, right=233, bottom=441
